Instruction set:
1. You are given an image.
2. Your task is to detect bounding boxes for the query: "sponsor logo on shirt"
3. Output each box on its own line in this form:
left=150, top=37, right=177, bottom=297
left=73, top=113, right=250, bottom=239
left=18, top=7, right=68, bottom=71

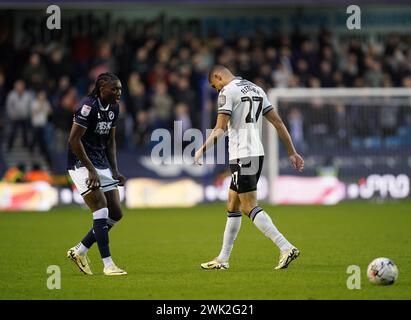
left=95, top=122, right=112, bottom=134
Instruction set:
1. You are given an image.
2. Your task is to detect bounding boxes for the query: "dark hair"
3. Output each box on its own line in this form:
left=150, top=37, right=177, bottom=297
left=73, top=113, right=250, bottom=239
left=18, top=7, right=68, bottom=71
left=88, top=72, right=119, bottom=98
left=17, top=162, right=26, bottom=172
left=32, top=162, right=41, bottom=171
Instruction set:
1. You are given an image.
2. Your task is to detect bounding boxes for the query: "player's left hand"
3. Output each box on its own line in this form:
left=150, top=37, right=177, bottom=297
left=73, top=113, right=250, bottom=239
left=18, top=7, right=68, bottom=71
left=289, top=153, right=304, bottom=172
left=194, top=149, right=203, bottom=165
left=112, top=170, right=126, bottom=186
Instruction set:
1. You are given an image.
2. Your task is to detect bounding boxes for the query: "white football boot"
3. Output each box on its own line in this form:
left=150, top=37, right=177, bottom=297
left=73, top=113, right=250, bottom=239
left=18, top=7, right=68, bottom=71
left=103, top=264, right=127, bottom=276
left=275, top=247, right=300, bottom=270
left=201, top=258, right=229, bottom=270
left=67, top=247, right=93, bottom=275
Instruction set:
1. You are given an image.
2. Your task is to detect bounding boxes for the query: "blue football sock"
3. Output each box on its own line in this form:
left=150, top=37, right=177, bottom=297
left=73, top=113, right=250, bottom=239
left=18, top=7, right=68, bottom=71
left=91, top=208, right=111, bottom=259
left=81, top=224, right=113, bottom=249
left=93, top=218, right=110, bottom=258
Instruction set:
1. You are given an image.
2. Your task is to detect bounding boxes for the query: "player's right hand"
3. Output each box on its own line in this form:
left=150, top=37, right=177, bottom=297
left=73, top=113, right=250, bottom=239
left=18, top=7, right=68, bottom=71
left=289, top=153, right=304, bottom=172
left=86, top=169, right=101, bottom=189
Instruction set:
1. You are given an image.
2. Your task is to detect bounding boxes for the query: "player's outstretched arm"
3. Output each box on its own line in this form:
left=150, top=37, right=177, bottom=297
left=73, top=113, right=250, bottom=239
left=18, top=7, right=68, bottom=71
left=264, top=108, right=304, bottom=172
left=68, top=123, right=100, bottom=188
left=106, top=127, right=125, bottom=186
left=194, top=114, right=230, bottom=164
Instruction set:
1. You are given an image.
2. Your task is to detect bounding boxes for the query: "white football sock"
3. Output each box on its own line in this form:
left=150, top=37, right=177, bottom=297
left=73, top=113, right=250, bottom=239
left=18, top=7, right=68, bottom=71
left=217, top=212, right=242, bottom=262
left=103, top=256, right=114, bottom=268
left=250, top=207, right=293, bottom=252
left=75, top=242, right=89, bottom=256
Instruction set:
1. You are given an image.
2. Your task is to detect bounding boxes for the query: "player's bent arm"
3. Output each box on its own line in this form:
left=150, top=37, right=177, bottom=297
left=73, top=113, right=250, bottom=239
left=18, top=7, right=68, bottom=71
left=194, top=114, right=230, bottom=162
left=264, top=108, right=297, bottom=156
left=106, top=128, right=126, bottom=185
left=68, top=123, right=97, bottom=173
left=264, top=109, right=304, bottom=172
left=106, top=127, right=119, bottom=172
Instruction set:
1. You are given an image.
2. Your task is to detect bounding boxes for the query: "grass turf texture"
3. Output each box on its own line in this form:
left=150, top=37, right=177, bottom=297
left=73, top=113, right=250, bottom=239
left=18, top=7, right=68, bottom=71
left=0, top=203, right=410, bottom=300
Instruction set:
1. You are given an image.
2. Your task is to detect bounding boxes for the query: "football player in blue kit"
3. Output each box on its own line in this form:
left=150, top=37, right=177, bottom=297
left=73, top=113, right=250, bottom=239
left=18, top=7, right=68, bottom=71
left=66, top=73, right=127, bottom=276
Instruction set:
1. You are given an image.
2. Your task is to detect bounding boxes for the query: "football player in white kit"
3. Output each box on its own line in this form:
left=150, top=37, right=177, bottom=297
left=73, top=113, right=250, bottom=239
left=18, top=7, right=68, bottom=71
left=195, top=65, right=304, bottom=270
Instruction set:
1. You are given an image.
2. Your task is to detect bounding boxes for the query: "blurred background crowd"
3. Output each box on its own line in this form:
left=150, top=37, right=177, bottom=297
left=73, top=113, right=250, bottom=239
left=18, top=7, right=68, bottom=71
left=1, top=11, right=411, bottom=178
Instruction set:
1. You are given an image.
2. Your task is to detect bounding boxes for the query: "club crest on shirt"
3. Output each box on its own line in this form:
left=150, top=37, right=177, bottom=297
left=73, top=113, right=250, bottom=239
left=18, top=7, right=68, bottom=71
left=218, top=95, right=226, bottom=107
left=108, top=111, right=115, bottom=120
left=81, top=104, right=92, bottom=117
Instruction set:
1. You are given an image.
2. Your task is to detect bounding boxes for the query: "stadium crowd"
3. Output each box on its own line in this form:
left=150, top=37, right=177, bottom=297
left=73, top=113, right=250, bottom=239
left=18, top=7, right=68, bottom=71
left=1, top=27, right=411, bottom=172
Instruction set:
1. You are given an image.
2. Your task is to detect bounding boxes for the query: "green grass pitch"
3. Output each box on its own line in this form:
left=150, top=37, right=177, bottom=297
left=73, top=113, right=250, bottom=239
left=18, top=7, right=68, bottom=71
left=0, top=203, right=410, bottom=300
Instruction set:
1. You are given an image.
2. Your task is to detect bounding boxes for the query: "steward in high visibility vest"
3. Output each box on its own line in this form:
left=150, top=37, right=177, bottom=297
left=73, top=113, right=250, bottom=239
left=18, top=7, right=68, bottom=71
left=2, top=163, right=26, bottom=183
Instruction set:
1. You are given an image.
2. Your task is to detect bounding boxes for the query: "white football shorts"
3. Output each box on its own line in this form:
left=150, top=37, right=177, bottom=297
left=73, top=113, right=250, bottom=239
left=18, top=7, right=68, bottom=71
left=68, top=166, right=119, bottom=197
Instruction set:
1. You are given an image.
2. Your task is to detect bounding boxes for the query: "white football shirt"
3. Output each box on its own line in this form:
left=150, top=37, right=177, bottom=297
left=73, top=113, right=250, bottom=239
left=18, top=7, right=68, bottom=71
left=217, top=77, right=273, bottom=160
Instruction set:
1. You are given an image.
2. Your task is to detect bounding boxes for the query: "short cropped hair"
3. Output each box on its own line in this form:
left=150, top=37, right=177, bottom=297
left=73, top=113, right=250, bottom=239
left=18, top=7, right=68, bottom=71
left=208, top=65, right=229, bottom=82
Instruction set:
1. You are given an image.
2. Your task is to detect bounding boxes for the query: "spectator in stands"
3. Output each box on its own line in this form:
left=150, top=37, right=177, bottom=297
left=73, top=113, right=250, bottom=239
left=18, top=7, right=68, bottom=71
left=0, top=71, right=6, bottom=143
left=364, top=57, right=384, bottom=87
left=115, top=101, right=127, bottom=150
left=2, top=163, right=26, bottom=183
left=47, top=46, right=71, bottom=91
left=135, top=110, right=150, bottom=148
left=127, top=72, right=147, bottom=118
left=237, top=52, right=253, bottom=79
left=0, top=71, right=5, bottom=109
left=287, top=107, right=307, bottom=152
left=295, top=59, right=310, bottom=87
left=300, top=40, right=318, bottom=74
left=22, top=53, right=48, bottom=92
left=174, top=102, right=192, bottom=134
left=380, top=102, right=400, bottom=138
left=319, top=61, right=335, bottom=87
left=341, top=53, right=359, bottom=87
left=265, top=47, right=277, bottom=68
left=258, top=63, right=274, bottom=89
left=316, top=156, right=339, bottom=177
left=148, top=63, right=169, bottom=86
left=89, top=41, right=117, bottom=80
left=272, top=62, right=292, bottom=88
left=307, top=101, right=334, bottom=148
left=333, top=70, right=344, bottom=87
left=30, top=90, right=53, bottom=167
left=6, top=80, right=31, bottom=150
left=321, top=45, right=336, bottom=70
left=334, top=104, right=350, bottom=147
left=24, top=162, right=53, bottom=184
left=53, top=87, right=78, bottom=152
left=150, top=81, right=173, bottom=129
left=173, top=77, right=197, bottom=128
left=51, top=76, right=71, bottom=108
left=132, top=47, right=150, bottom=82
